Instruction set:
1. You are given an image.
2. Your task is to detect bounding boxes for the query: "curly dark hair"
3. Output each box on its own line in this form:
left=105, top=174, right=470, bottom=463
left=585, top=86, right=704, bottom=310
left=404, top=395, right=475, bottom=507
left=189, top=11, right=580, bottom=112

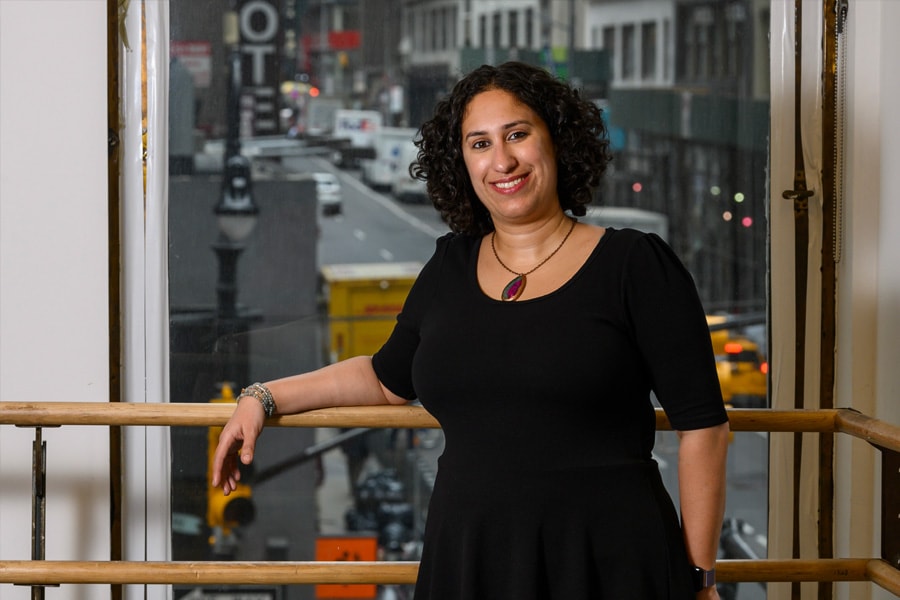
left=411, top=61, right=611, bottom=236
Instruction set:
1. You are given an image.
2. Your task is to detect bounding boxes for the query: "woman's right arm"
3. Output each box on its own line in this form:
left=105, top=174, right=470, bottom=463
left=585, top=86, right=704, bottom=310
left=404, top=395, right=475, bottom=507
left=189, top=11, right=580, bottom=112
left=211, top=355, right=407, bottom=494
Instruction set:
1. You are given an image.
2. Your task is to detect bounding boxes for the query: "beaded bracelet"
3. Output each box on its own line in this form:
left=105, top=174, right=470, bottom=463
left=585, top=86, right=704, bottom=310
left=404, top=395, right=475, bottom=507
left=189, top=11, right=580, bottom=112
left=238, top=382, right=276, bottom=418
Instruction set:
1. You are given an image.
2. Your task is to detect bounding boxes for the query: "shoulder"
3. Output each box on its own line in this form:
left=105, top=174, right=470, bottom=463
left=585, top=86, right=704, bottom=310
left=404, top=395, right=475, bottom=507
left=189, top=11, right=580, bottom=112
left=435, top=231, right=479, bottom=252
left=416, top=232, right=478, bottom=285
left=604, top=228, right=683, bottom=268
left=602, top=227, right=664, bottom=249
left=430, top=231, right=480, bottom=267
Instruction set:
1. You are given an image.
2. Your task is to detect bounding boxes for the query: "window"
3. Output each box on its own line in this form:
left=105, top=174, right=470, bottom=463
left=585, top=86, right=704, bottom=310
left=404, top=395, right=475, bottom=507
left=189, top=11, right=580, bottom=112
left=431, top=8, right=439, bottom=51
left=450, top=6, right=458, bottom=49
left=622, top=24, right=635, bottom=80
left=525, top=8, right=534, bottom=48
left=663, top=19, right=671, bottom=80
left=641, top=21, right=657, bottom=80
left=166, top=3, right=771, bottom=596
left=602, top=25, right=616, bottom=78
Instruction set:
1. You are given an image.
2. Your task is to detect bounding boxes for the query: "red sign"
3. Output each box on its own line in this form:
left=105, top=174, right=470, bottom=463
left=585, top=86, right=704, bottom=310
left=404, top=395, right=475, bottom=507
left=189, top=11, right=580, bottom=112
left=328, top=30, right=361, bottom=50
left=314, top=536, right=378, bottom=599
left=170, top=41, right=212, bottom=88
left=302, top=30, right=362, bottom=53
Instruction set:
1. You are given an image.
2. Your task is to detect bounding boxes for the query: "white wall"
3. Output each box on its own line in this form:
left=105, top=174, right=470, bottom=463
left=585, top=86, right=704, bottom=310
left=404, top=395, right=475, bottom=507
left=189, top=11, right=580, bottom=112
left=834, top=1, right=900, bottom=599
left=0, top=2, right=111, bottom=599
left=768, top=1, right=900, bottom=599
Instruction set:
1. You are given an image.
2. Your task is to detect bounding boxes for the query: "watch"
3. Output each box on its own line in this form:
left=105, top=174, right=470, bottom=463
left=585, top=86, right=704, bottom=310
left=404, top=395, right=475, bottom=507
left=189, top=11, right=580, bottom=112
left=691, top=565, right=716, bottom=591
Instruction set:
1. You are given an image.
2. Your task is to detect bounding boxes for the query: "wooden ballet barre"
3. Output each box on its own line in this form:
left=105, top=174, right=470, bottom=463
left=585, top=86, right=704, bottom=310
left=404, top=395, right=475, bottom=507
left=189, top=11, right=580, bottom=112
left=0, top=402, right=440, bottom=429
left=0, top=559, right=897, bottom=588
left=0, top=561, right=419, bottom=585
left=865, top=559, right=900, bottom=594
left=835, top=409, right=900, bottom=452
left=0, top=402, right=847, bottom=432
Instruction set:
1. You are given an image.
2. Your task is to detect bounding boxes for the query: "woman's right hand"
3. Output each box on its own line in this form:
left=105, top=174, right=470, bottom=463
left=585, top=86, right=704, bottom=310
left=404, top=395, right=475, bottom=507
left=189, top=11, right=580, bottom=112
left=210, top=396, right=266, bottom=495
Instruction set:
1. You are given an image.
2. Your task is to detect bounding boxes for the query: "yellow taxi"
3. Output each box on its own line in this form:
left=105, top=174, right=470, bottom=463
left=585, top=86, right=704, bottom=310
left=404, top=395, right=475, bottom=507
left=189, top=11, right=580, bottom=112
left=707, top=315, right=768, bottom=408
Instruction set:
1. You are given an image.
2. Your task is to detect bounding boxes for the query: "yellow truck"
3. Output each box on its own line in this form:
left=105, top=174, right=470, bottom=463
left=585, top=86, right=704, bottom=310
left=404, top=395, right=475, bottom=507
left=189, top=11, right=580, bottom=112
left=321, top=262, right=423, bottom=363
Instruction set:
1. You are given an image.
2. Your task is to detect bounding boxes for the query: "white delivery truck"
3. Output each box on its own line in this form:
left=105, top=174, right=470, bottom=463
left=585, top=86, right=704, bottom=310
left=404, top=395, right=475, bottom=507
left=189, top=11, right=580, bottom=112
left=361, top=127, right=419, bottom=191
left=332, top=109, right=382, bottom=168
left=390, top=132, right=428, bottom=203
left=303, top=97, right=344, bottom=136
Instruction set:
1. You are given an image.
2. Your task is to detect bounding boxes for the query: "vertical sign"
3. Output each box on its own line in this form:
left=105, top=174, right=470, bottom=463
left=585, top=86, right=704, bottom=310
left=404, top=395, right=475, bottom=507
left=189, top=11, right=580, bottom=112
left=239, top=0, right=283, bottom=135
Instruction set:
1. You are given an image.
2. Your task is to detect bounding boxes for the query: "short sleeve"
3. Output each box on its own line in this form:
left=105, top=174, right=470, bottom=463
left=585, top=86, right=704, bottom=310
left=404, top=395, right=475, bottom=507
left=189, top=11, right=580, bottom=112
left=371, top=234, right=452, bottom=400
left=622, top=233, right=728, bottom=431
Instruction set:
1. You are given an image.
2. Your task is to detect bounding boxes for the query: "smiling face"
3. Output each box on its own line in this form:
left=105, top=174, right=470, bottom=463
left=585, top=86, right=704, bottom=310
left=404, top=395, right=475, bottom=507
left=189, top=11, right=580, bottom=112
left=460, top=88, right=560, bottom=226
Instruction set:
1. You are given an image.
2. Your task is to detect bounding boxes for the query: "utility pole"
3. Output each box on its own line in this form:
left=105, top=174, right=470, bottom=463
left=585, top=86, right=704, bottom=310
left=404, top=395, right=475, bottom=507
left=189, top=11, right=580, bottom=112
left=568, top=0, right=576, bottom=83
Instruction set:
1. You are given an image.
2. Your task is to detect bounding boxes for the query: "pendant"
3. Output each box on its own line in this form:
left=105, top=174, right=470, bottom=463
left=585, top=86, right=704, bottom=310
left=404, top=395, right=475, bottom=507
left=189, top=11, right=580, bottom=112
left=501, top=274, right=526, bottom=301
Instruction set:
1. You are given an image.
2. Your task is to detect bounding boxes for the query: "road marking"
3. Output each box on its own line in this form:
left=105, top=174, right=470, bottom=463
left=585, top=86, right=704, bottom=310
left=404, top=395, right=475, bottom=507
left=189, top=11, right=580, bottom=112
left=353, top=229, right=366, bottom=241
left=380, top=248, right=394, bottom=261
left=341, top=170, right=446, bottom=238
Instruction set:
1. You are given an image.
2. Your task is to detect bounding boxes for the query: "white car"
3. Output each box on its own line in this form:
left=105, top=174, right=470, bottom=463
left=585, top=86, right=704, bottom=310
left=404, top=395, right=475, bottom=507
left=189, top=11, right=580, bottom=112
left=310, top=172, right=342, bottom=216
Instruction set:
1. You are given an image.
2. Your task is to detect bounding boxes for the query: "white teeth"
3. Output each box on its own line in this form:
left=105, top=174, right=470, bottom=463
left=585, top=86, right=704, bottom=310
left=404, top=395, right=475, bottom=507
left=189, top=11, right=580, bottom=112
left=495, top=177, right=523, bottom=189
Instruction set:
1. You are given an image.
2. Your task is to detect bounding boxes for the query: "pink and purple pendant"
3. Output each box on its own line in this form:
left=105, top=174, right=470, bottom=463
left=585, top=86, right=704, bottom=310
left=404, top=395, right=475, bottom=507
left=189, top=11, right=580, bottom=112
left=501, top=274, right=526, bottom=301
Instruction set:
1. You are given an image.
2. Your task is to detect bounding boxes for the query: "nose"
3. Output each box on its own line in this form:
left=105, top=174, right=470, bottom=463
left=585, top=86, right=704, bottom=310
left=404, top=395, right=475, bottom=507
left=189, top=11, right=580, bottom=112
left=492, top=144, right=517, bottom=173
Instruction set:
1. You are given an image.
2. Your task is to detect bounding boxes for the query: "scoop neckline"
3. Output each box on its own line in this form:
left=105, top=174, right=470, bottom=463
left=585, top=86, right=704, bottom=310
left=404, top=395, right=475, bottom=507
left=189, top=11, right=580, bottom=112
left=471, top=226, right=616, bottom=305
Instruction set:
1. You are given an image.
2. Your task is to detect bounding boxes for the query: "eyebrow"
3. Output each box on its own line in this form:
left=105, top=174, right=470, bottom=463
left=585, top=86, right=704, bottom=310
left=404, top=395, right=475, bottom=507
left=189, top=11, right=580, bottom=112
left=463, top=119, right=532, bottom=141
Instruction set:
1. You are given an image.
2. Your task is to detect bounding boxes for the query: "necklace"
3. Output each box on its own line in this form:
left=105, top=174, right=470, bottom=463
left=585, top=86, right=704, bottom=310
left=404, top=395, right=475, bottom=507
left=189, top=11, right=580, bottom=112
left=490, top=217, right=577, bottom=301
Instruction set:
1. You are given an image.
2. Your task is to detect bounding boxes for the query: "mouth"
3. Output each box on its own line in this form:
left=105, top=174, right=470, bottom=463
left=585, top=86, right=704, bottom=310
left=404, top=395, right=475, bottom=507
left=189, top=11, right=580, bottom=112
left=491, top=174, right=528, bottom=192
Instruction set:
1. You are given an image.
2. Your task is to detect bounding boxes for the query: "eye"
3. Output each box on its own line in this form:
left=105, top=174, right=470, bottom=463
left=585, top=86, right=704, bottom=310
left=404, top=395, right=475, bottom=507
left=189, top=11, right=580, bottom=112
left=507, top=130, right=528, bottom=142
left=470, top=139, right=490, bottom=150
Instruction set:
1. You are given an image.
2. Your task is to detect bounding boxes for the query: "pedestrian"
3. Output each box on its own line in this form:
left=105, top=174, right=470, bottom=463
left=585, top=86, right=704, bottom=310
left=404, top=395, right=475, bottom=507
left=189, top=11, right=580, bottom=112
left=212, top=61, right=729, bottom=599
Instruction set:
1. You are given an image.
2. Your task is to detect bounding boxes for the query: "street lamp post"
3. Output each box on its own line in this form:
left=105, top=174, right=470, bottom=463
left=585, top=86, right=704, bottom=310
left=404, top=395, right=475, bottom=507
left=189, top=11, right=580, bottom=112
left=216, top=4, right=258, bottom=321
left=223, top=3, right=243, bottom=161
left=214, top=3, right=259, bottom=389
left=214, top=155, right=257, bottom=320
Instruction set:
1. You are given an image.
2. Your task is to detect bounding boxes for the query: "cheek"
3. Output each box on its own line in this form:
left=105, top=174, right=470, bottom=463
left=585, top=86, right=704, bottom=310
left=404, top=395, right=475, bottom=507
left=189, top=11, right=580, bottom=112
left=462, top=154, right=484, bottom=183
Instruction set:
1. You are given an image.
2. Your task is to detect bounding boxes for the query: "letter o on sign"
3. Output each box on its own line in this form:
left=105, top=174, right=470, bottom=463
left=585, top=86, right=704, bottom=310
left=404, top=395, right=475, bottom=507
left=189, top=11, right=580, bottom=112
left=240, top=0, right=278, bottom=43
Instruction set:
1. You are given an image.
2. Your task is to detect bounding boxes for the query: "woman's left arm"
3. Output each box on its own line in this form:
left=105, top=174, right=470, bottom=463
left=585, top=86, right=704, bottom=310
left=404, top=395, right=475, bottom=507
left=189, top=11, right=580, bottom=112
left=677, top=421, right=730, bottom=598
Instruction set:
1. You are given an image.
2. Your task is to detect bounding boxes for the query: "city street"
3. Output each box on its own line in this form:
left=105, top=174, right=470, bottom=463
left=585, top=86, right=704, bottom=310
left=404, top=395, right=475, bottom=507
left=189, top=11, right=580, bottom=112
left=282, top=155, right=448, bottom=268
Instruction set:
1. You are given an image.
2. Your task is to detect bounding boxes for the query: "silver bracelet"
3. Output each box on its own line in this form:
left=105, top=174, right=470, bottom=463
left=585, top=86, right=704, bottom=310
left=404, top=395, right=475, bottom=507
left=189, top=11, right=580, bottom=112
left=239, top=382, right=276, bottom=418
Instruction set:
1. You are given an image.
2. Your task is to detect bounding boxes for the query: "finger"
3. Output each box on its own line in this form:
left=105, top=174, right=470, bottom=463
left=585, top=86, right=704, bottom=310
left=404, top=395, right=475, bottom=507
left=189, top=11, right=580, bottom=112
left=240, top=445, right=254, bottom=464
left=211, top=430, right=242, bottom=488
left=236, top=429, right=257, bottom=465
left=211, top=446, right=231, bottom=488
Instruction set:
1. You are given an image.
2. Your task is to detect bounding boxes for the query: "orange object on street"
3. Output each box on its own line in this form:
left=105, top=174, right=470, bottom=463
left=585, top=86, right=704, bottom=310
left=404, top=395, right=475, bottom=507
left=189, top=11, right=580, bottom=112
left=315, top=536, right=379, bottom=598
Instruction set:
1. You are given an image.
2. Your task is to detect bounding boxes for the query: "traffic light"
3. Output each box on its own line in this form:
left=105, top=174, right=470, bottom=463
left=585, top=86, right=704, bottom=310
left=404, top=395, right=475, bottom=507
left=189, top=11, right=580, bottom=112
left=207, top=384, right=256, bottom=554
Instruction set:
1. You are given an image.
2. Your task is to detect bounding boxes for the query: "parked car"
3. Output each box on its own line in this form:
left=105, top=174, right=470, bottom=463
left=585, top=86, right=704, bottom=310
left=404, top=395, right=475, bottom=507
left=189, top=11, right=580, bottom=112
left=308, top=172, right=342, bottom=216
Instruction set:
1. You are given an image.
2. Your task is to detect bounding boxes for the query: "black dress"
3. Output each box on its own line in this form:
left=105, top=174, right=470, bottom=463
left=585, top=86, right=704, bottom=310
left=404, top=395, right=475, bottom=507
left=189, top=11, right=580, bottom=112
left=372, top=228, right=728, bottom=599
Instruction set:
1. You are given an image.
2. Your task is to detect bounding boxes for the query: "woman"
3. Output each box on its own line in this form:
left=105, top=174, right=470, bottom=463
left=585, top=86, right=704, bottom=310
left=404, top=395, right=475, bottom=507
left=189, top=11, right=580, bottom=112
left=213, top=62, right=729, bottom=599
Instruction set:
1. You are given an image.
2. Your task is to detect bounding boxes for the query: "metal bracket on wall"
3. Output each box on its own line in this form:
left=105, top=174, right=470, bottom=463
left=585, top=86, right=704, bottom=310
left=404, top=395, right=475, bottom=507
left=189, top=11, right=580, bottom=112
left=15, top=426, right=59, bottom=599
left=882, top=447, right=900, bottom=570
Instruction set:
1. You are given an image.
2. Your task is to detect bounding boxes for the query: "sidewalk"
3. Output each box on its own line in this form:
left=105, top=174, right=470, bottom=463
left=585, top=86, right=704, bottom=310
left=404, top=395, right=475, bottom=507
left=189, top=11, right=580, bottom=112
left=314, top=428, right=361, bottom=535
